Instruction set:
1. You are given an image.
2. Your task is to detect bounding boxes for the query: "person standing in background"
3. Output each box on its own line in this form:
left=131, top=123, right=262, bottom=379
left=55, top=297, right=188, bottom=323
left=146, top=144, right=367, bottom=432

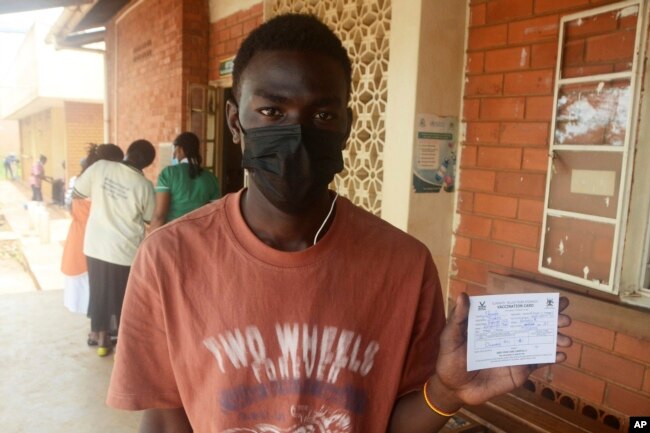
left=4, top=154, right=18, bottom=180
left=61, top=143, right=124, bottom=346
left=29, top=154, right=48, bottom=201
left=149, top=132, right=220, bottom=232
left=73, top=139, right=155, bottom=357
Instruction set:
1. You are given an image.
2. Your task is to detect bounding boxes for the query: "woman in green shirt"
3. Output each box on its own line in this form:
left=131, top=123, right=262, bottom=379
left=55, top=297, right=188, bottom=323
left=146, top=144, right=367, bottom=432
left=150, top=132, right=220, bottom=231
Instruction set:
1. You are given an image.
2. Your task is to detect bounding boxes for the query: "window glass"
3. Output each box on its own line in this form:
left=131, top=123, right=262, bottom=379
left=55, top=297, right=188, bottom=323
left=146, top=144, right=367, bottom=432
left=542, top=215, right=614, bottom=286
left=548, top=150, right=622, bottom=218
left=555, top=79, right=631, bottom=146
left=561, top=6, right=638, bottom=79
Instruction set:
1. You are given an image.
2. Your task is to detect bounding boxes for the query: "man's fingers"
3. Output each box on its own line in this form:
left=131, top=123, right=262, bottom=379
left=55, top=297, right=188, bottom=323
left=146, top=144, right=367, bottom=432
left=555, top=352, right=567, bottom=363
left=559, top=296, right=569, bottom=312
left=558, top=313, right=571, bottom=328
left=557, top=333, right=572, bottom=348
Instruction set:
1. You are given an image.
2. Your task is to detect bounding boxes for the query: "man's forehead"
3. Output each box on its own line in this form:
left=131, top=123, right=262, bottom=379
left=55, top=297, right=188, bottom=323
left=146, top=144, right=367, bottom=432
left=240, top=50, right=347, bottom=98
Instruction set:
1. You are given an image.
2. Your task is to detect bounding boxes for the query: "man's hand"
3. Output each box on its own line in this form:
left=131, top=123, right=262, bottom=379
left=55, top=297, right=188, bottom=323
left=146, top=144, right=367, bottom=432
left=433, top=292, right=572, bottom=406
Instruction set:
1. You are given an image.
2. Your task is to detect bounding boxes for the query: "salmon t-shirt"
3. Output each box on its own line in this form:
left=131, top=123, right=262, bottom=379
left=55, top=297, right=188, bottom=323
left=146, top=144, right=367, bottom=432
left=107, top=190, right=446, bottom=433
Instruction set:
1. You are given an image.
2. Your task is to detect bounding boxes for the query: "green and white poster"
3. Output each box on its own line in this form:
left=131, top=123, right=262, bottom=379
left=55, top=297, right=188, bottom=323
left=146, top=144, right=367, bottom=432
left=412, top=114, right=458, bottom=193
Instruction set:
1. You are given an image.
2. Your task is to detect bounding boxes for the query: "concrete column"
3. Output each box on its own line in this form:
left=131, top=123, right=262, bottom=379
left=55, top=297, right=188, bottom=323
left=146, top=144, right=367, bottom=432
left=381, top=0, right=423, bottom=231
left=382, top=0, right=468, bottom=300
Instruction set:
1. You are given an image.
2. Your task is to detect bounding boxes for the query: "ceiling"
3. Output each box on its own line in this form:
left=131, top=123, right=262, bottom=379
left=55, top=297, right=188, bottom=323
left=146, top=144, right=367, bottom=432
left=0, top=0, right=130, bottom=48
left=72, top=0, right=129, bottom=32
left=0, top=0, right=92, bottom=15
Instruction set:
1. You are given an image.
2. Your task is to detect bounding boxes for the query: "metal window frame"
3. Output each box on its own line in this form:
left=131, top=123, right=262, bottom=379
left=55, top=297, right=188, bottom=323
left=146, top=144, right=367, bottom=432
left=539, top=0, right=646, bottom=293
left=641, top=216, right=650, bottom=291
left=186, top=83, right=218, bottom=173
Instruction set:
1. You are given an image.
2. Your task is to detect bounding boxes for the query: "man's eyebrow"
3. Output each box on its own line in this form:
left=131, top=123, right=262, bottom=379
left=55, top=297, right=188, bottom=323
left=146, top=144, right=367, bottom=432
left=311, top=96, right=342, bottom=106
left=253, top=90, right=289, bottom=103
left=252, top=91, right=342, bottom=106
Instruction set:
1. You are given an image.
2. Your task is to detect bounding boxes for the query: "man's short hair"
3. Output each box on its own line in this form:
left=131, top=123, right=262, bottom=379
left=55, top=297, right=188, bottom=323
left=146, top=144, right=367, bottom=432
left=232, top=14, right=352, bottom=101
left=126, top=139, right=155, bottom=169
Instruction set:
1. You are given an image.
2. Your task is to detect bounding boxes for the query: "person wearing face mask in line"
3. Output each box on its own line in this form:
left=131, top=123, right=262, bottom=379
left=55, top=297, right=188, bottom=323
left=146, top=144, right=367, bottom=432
left=149, top=132, right=220, bottom=232
left=107, top=14, right=572, bottom=433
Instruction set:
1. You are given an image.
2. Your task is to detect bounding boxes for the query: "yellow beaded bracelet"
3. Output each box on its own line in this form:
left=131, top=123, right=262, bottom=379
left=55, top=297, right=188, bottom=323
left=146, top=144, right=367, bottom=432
left=423, top=381, right=459, bottom=417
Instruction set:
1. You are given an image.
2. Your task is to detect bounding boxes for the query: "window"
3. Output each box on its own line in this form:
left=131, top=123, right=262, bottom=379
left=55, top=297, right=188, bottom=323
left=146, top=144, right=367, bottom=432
left=539, top=0, right=646, bottom=295
left=187, top=83, right=217, bottom=173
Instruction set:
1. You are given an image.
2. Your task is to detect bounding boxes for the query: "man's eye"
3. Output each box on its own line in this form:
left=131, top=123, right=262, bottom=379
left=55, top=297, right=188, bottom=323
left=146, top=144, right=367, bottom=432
left=259, top=108, right=282, bottom=117
left=314, top=112, right=334, bottom=121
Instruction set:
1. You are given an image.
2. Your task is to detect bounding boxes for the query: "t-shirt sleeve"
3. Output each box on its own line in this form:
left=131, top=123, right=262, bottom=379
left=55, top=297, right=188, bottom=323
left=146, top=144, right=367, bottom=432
left=72, top=164, right=95, bottom=198
left=396, top=254, right=446, bottom=397
left=156, top=167, right=171, bottom=192
left=107, top=240, right=183, bottom=410
left=142, top=182, right=155, bottom=223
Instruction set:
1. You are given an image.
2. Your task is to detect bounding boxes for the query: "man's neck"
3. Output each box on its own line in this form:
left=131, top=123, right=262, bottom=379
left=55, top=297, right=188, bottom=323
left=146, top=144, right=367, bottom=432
left=240, top=186, right=335, bottom=252
left=122, top=159, right=143, bottom=172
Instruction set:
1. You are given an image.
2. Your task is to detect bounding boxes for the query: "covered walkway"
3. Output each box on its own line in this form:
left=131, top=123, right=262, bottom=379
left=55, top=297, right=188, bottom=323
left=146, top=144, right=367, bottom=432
left=0, top=180, right=139, bottom=432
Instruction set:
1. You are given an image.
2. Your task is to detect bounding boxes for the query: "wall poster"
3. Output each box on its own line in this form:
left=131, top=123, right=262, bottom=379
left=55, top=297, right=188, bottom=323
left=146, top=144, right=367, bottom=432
left=412, top=114, right=458, bottom=193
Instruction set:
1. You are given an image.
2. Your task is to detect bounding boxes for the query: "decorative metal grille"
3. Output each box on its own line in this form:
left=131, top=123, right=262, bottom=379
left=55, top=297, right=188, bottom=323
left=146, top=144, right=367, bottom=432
left=268, top=0, right=391, bottom=215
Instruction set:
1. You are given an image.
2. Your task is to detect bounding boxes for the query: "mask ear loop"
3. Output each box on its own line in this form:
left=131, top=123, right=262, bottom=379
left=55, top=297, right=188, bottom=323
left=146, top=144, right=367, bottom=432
left=313, top=193, right=338, bottom=245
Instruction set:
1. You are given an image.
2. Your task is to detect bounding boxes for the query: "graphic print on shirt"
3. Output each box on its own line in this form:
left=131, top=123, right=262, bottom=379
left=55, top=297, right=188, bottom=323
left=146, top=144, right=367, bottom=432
left=203, top=323, right=380, bottom=425
left=101, top=178, right=129, bottom=200
left=221, top=405, right=351, bottom=433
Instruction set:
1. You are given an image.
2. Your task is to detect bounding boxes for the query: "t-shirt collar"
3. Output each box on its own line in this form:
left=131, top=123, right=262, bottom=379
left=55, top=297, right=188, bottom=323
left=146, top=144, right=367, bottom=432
left=225, top=189, right=346, bottom=268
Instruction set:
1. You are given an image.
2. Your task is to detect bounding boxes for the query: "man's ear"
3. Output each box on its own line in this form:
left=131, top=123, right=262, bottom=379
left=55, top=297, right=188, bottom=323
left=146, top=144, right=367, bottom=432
left=342, top=107, right=353, bottom=150
left=225, top=99, right=242, bottom=146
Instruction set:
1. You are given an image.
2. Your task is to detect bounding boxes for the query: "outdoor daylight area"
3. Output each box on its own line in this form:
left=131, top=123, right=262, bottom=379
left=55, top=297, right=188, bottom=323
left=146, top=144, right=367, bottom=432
left=1, top=0, right=649, bottom=432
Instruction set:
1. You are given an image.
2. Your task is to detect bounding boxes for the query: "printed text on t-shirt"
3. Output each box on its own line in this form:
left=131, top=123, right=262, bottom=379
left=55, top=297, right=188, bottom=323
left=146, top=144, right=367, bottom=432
left=101, top=178, right=129, bottom=199
left=203, top=323, right=380, bottom=385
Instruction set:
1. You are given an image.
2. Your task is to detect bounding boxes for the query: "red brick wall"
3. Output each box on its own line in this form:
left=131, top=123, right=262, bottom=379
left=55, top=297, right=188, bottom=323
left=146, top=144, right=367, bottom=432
left=63, top=101, right=104, bottom=180
left=208, top=3, right=263, bottom=82
left=529, top=318, right=650, bottom=424
left=457, top=0, right=650, bottom=422
left=106, top=0, right=208, bottom=180
left=182, top=0, right=210, bottom=125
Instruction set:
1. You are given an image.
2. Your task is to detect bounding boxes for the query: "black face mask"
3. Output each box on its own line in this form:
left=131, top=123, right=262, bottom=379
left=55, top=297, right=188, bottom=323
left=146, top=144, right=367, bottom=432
left=241, top=123, right=345, bottom=213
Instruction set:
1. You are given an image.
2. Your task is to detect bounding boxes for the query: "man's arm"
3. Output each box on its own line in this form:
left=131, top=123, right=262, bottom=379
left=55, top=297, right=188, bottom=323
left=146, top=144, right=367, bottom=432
left=388, top=293, right=572, bottom=433
left=140, top=408, right=192, bottom=433
left=149, top=191, right=170, bottom=232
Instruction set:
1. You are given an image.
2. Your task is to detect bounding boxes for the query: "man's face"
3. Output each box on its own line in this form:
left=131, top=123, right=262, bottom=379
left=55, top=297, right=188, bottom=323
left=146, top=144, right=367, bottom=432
left=232, top=50, right=350, bottom=135
left=226, top=50, right=352, bottom=211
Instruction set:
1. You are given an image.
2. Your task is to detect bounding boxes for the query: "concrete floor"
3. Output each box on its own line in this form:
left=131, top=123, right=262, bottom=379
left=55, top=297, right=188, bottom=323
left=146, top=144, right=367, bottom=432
left=0, top=290, right=141, bottom=432
left=0, top=180, right=140, bottom=432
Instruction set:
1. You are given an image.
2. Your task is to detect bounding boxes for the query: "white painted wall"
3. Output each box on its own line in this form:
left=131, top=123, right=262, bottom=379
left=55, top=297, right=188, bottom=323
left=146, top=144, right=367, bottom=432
left=0, top=22, right=104, bottom=119
left=381, top=0, right=422, bottom=231
left=209, top=0, right=261, bottom=22
left=407, top=0, right=467, bottom=301
left=0, top=120, right=20, bottom=157
left=382, top=0, right=467, bottom=303
left=37, top=24, right=104, bottom=102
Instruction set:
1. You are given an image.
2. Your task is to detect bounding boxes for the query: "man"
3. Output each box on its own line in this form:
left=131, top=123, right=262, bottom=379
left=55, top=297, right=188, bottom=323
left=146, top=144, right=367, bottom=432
left=73, top=139, right=155, bottom=356
left=29, top=154, right=48, bottom=201
left=4, top=154, right=18, bottom=180
left=108, top=15, right=571, bottom=432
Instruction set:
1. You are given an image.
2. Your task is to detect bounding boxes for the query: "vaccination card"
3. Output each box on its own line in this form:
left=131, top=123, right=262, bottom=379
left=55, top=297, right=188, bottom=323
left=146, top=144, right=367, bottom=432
left=467, top=292, right=559, bottom=371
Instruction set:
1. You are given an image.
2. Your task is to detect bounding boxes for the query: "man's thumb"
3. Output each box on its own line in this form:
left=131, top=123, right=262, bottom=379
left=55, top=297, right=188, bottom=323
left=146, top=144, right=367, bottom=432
left=449, top=292, right=470, bottom=326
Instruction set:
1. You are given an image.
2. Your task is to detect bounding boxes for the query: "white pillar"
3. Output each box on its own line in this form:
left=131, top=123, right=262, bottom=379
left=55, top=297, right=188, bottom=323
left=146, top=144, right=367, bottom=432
left=380, top=0, right=423, bottom=231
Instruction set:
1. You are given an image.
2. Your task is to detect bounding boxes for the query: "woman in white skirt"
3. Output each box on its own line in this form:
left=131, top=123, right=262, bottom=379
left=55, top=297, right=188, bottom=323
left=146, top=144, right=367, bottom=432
left=60, top=144, right=124, bottom=344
